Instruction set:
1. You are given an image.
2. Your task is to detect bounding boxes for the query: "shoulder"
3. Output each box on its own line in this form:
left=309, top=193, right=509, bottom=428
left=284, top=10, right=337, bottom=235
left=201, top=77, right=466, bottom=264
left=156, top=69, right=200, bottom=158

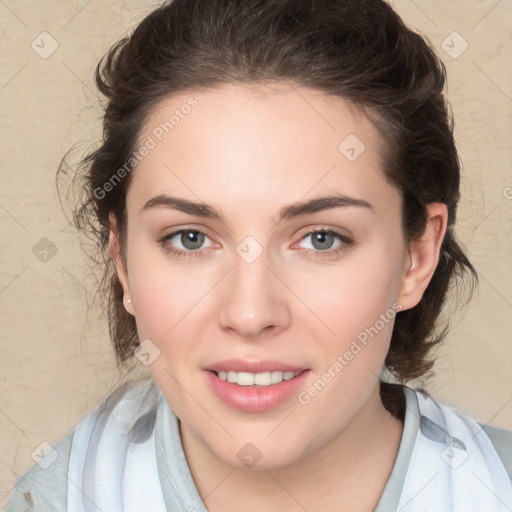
left=2, top=429, right=74, bottom=512
left=413, top=387, right=512, bottom=483
left=477, top=422, right=512, bottom=482
left=2, top=378, right=158, bottom=512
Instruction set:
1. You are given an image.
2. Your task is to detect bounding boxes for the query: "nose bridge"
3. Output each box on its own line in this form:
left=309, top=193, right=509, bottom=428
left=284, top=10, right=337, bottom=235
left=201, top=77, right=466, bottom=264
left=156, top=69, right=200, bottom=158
left=217, top=236, right=289, bottom=337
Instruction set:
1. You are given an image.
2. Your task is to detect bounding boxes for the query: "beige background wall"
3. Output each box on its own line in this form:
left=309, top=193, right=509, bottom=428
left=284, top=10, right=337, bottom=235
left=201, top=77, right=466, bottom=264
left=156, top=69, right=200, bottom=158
left=1, top=0, right=511, bottom=505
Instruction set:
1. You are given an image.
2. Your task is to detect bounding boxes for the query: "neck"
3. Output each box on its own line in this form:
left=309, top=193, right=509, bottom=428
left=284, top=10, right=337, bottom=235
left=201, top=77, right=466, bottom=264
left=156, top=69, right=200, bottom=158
left=181, top=381, right=404, bottom=512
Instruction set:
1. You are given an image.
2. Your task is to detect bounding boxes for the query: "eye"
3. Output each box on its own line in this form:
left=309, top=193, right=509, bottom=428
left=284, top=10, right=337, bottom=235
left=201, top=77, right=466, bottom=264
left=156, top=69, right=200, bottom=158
left=158, top=228, right=215, bottom=258
left=158, top=226, right=354, bottom=260
left=295, top=228, right=354, bottom=258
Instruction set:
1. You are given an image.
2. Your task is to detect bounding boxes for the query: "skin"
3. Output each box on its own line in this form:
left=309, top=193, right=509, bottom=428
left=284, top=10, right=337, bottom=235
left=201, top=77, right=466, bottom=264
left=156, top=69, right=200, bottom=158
left=110, top=82, right=447, bottom=511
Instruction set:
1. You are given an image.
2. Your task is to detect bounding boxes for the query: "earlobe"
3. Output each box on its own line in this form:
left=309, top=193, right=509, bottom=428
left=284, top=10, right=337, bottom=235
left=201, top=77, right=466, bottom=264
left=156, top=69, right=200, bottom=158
left=398, top=203, right=448, bottom=311
left=109, top=212, right=134, bottom=315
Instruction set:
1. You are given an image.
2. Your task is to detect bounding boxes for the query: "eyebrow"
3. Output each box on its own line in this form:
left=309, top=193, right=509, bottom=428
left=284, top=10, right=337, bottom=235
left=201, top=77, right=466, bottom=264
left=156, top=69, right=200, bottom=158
left=141, top=193, right=374, bottom=223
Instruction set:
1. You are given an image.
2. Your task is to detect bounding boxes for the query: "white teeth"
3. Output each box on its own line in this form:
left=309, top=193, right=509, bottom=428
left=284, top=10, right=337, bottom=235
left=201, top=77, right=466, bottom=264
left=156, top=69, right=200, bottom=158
left=237, top=372, right=255, bottom=386
left=216, top=370, right=301, bottom=386
left=271, top=371, right=283, bottom=384
left=255, top=372, right=272, bottom=385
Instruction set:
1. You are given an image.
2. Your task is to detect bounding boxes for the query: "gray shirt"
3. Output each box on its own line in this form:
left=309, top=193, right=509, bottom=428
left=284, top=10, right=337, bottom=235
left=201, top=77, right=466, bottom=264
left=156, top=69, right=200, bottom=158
left=3, top=383, right=511, bottom=511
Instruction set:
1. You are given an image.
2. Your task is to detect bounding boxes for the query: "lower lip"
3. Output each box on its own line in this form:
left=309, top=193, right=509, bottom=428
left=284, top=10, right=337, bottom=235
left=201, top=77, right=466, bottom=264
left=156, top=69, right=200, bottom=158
left=204, top=370, right=310, bottom=412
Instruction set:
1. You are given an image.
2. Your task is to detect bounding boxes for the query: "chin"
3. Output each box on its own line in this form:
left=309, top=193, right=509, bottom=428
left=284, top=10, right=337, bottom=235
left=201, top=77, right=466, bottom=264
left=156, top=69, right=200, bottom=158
left=203, top=430, right=313, bottom=472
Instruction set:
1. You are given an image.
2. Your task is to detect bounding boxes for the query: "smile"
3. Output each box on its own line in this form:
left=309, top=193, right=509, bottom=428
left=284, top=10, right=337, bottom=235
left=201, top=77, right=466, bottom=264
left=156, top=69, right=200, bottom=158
left=204, top=365, right=310, bottom=412
left=215, top=370, right=302, bottom=387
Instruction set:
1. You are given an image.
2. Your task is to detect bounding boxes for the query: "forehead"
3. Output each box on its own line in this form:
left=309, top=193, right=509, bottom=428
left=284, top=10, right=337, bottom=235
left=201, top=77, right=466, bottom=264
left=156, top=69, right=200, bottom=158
left=127, top=82, right=399, bottom=220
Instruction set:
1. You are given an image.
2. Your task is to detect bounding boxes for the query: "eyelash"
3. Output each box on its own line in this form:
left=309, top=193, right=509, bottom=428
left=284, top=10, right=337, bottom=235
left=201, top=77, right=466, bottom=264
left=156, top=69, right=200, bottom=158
left=157, top=226, right=354, bottom=260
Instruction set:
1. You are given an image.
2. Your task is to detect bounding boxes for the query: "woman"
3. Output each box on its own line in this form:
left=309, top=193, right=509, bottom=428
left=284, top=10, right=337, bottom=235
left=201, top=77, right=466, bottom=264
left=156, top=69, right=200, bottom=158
left=4, top=0, right=511, bottom=510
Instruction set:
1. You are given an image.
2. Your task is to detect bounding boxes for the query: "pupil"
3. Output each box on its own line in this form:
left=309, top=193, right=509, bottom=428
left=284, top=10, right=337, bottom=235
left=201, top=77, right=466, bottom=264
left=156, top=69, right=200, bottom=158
left=313, top=232, right=334, bottom=250
left=182, top=231, right=204, bottom=250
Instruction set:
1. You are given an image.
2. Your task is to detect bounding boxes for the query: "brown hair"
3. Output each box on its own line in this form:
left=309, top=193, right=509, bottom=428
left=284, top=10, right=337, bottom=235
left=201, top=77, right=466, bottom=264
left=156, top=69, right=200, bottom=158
left=61, top=0, right=477, bottom=383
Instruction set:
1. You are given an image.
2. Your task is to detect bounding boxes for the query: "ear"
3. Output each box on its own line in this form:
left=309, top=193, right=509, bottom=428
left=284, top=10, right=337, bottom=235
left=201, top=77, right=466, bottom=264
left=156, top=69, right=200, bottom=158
left=109, top=212, right=134, bottom=315
left=397, top=203, right=448, bottom=311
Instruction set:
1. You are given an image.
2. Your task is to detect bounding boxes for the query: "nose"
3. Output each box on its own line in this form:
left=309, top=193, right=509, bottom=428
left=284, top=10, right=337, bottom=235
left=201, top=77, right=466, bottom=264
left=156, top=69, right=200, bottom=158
left=217, top=245, right=291, bottom=340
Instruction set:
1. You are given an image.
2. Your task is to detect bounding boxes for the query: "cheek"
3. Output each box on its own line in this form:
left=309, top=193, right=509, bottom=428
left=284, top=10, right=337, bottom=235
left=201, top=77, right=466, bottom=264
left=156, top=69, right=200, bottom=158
left=126, top=247, right=214, bottom=406
left=294, top=262, right=401, bottom=437
left=289, top=242, right=404, bottom=416
left=126, top=239, right=213, bottom=341
left=292, top=247, right=402, bottom=342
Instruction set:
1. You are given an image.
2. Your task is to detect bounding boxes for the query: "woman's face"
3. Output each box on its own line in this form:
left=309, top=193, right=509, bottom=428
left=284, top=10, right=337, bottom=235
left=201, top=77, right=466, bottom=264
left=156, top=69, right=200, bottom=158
left=114, top=82, right=418, bottom=469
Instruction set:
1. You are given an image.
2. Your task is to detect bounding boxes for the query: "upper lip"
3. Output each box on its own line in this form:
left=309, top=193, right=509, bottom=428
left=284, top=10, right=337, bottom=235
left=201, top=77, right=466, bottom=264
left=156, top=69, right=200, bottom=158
left=205, top=359, right=307, bottom=373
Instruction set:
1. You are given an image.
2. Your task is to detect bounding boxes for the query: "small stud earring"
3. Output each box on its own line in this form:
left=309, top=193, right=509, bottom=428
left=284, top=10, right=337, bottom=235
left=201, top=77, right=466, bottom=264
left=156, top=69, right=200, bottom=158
left=126, top=298, right=132, bottom=303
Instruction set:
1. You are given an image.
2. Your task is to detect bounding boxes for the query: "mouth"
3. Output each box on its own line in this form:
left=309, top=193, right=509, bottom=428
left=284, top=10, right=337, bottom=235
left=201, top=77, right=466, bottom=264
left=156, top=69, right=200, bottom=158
left=203, top=360, right=310, bottom=412
left=211, top=369, right=304, bottom=387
